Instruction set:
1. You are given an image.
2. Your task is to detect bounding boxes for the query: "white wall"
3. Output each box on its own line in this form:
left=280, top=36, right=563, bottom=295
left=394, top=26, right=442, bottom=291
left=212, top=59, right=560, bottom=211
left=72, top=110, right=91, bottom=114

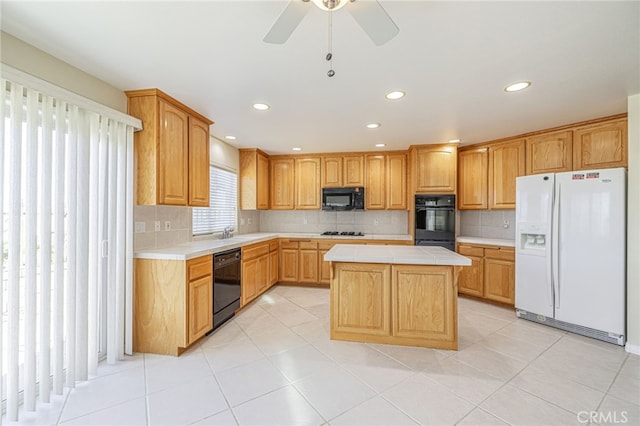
left=1, top=31, right=126, bottom=112
left=627, top=94, right=640, bottom=354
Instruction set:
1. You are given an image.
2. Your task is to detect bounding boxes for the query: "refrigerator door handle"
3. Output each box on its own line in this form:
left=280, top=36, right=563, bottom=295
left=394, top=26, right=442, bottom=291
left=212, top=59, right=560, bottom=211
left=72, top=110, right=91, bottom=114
left=552, top=183, right=561, bottom=309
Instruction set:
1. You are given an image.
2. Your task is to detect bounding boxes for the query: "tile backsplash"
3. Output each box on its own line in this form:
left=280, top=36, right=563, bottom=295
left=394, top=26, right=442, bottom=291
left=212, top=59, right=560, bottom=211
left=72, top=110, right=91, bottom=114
left=134, top=205, right=193, bottom=250
left=458, top=210, right=516, bottom=240
left=259, top=210, right=409, bottom=235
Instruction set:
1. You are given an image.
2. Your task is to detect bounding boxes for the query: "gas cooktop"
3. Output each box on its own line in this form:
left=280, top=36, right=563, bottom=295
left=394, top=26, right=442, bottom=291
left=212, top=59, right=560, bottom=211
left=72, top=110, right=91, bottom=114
left=321, top=231, right=365, bottom=237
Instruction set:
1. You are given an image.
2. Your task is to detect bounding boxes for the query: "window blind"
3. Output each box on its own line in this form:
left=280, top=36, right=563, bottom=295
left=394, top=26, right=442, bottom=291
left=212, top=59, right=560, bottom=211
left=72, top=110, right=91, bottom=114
left=1, top=65, right=141, bottom=421
left=192, top=166, right=238, bottom=235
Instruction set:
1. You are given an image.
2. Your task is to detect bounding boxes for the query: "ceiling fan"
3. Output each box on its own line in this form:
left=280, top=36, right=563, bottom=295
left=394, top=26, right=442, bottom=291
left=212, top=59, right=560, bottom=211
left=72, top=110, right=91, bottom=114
left=264, top=0, right=399, bottom=46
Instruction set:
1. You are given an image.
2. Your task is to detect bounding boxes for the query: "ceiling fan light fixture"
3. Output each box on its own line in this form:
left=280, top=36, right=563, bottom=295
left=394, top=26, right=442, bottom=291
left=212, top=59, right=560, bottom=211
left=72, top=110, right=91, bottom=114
left=504, top=81, right=531, bottom=92
left=385, top=90, right=406, bottom=100
left=311, top=0, right=350, bottom=12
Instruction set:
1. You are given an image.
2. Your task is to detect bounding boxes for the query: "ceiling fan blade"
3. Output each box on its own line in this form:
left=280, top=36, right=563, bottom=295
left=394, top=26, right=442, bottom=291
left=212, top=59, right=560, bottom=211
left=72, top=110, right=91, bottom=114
left=348, top=0, right=399, bottom=46
left=264, top=0, right=311, bottom=44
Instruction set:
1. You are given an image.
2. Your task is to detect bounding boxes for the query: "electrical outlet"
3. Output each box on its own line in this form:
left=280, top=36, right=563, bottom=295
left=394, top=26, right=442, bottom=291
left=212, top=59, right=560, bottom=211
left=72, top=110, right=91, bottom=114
left=165, top=221, right=171, bottom=231
left=303, top=216, right=308, bottom=225
left=135, top=222, right=146, bottom=234
left=240, top=218, right=245, bottom=225
left=247, top=218, right=253, bottom=225
left=503, top=220, right=510, bottom=229
left=154, top=221, right=161, bottom=232
left=374, top=219, right=379, bottom=225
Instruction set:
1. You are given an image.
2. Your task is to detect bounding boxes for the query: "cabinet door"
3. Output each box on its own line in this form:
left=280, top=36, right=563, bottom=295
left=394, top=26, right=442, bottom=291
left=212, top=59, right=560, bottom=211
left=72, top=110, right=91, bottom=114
left=257, top=254, right=270, bottom=294
left=241, top=257, right=258, bottom=305
left=484, top=258, right=515, bottom=305
left=343, top=156, right=365, bottom=187
left=279, top=248, right=299, bottom=282
left=488, top=139, right=525, bottom=209
left=296, top=157, right=321, bottom=209
left=322, top=156, right=343, bottom=187
left=269, top=249, right=278, bottom=286
left=187, top=275, right=213, bottom=344
left=188, top=116, right=210, bottom=207
left=365, top=155, right=386, bottom=210
left=525, top=130, right=572, bottom=175
left=158, top=99, right=189, bottom=205
left=270, top=158, right=295, bottom=209
left=319, top=250, right=331, bottom=284
left=331, top=263, right=390, bottom=337
left=386, top=153, right=407, bottom=210
left=573, top=118, right=628, bottom=170
left=392, top=265, right=455, bottom=342
left=413, top=145, right=457, bottom=193
left=257, top=153, right=270, bottom=209
left=457, top=255, right=484, bottom=297
left=299, top=249, right=319, bottom=283
left=458, top=147, right=488, bottom=210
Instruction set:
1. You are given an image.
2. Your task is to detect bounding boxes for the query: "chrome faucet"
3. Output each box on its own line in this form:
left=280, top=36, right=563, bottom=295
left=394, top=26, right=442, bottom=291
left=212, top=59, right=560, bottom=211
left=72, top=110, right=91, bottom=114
left=222, top=225, right=234, bottom=239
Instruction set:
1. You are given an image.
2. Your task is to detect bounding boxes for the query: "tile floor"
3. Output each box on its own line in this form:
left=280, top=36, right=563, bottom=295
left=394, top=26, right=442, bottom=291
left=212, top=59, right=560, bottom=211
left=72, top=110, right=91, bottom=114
left=6, top=285, right=640, bottom=426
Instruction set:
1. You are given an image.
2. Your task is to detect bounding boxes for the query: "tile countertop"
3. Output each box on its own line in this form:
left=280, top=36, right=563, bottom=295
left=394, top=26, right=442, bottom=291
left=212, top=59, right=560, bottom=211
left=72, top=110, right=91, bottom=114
left=134, top=232, right=413, bottom=261
left=456, top=236, right=516, bottom=247
left=324, top=244, right=472, bottom=266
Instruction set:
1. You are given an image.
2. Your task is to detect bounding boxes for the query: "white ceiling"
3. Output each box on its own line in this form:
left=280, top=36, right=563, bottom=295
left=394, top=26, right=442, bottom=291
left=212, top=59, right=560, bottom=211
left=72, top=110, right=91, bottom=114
left=2, top=1, right=639, bottom=155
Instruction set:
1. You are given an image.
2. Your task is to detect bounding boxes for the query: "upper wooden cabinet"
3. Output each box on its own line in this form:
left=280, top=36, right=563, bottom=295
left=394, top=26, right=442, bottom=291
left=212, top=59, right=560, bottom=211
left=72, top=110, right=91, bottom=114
left=239, top=149, right=269, bottom=210
left=321, top=155, right=365, bottom=187
left=525, top=130, right=573, bottom=175
left=365, top=154, right=386, bottom=210
left=270, top=157, right=295, bottom=209
left=126, top=89, right=213, bottom=206
left=296, top=157, right=321, bottom=209
left=573, top=118, right=628, bottom=170
left=411, top=144, right=457, bottom=194
left=386, top=153, right=407, bottom=210
left=458, top=147, right=488, bottom=210
left=488, top=139, right=525, bottom=209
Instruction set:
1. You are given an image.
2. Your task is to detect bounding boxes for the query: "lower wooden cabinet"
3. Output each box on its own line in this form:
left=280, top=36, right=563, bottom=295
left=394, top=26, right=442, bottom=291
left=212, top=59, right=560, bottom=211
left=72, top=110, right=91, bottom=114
left=457, top=243, right=515, bottom=305
left=241, top=240, right=275, bottom=306
left=299, top=241, right=319, bottom=283
left=134, top=254, right=213, bottom=356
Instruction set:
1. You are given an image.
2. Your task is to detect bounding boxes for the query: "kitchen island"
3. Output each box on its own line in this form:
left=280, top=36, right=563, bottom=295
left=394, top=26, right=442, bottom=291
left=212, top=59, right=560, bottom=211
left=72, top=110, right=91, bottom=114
left=324, top=244, right=471, bottom=350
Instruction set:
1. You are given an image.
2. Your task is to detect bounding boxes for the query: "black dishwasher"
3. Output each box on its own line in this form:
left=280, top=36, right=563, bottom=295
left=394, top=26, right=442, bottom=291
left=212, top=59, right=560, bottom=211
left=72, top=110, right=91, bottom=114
left=212, top=248, right=241, bottom=330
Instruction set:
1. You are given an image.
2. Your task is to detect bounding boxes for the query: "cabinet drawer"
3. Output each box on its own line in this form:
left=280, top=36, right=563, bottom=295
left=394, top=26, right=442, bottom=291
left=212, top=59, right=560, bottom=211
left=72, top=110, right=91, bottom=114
left=187, top=256, right=213, bottom=280
left=458, top=245, right=484, bottom=257
left=243, top=243, right=269, bottom=260
left=484, top=246, right=515, bottom=261
left=280, top=241, right=299, bottom=249
left=299, top=241, right=318, bottom=250
left=269, top=240, right=279, bottom=251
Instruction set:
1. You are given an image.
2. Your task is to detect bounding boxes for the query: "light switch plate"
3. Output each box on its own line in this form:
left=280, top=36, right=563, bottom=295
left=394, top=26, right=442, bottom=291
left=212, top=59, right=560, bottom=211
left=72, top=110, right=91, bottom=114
left=165, top=221, right=171, bottom=231
left=154, top=221, right=161, bottom=232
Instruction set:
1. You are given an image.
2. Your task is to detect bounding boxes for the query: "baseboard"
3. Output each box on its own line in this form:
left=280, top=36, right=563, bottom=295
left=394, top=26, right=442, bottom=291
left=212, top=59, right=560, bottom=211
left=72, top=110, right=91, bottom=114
left=625, top=342, right=640, bottom=355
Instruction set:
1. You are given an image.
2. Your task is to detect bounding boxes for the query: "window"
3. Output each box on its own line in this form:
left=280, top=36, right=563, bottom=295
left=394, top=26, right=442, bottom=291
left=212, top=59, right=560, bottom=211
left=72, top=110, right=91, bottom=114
left=192, top=166, right=237, bottom=235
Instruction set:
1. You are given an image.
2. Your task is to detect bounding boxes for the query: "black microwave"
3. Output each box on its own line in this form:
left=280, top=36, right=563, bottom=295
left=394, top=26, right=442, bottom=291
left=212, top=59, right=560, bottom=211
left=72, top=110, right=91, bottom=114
left=322, top=187, right=365, bottom=211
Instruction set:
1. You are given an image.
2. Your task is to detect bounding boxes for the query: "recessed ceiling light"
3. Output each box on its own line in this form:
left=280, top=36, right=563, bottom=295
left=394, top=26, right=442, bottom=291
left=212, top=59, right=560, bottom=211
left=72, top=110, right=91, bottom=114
left=504, top=81, right=531, bottom=92
left=252, top=103, right=270, bottom=110
left=385, top=90, right=406, bottom=100
left=375, top=143, right=386, bottom=147
left=292, top=147, right=302, bottom=151
left=366, top=123, right=381, bottom=129
left=448, top=138, right=461, bottom=143
left=225, top=135, right=237, bottom=141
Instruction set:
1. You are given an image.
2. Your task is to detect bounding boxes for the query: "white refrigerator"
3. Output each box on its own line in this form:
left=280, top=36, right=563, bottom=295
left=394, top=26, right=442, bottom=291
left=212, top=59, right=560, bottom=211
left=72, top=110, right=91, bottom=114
left=515, top=167, right=626, bottom=345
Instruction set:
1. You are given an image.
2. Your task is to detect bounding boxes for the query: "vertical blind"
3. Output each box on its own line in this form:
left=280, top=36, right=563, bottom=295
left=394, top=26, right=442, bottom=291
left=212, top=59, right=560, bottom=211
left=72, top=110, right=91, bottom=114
left=192, top=166, right=238, bottom=235
left=1, top=66, right=141, bottom=421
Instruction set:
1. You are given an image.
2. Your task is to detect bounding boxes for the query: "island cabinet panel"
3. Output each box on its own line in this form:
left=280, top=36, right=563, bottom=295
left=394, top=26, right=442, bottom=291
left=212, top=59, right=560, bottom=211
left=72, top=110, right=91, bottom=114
left=331, top=263, right=391, bottom=337
left=573, top=118, right=628, bottom=170
left=392, top=265, right=455, bottom=343
left=525, top=130, right=573, bottom=175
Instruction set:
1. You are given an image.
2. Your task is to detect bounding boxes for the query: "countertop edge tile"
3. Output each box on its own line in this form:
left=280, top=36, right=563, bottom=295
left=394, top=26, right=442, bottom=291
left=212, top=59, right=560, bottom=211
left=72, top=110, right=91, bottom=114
left=456, top=236, right=515, bottom=247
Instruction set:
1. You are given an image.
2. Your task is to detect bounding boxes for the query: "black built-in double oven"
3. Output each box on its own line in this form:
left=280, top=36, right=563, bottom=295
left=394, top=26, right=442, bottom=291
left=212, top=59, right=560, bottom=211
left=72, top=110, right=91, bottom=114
left=415, top=194, right=456, bottom=251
